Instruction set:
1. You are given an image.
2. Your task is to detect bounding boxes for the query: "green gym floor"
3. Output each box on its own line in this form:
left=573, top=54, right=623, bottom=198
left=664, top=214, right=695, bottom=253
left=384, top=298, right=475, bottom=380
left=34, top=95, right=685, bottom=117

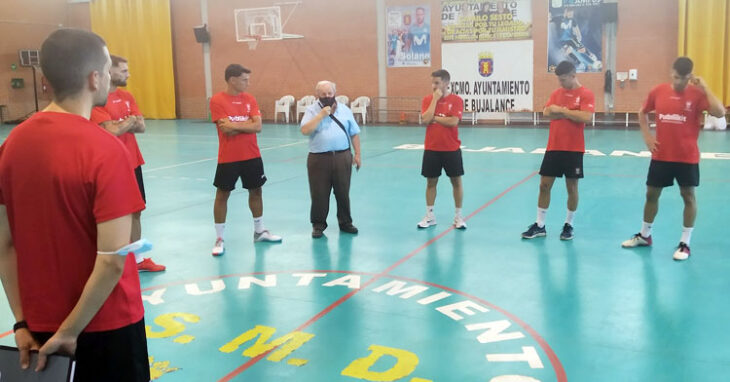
left=1, top=120, right=729, bottom=381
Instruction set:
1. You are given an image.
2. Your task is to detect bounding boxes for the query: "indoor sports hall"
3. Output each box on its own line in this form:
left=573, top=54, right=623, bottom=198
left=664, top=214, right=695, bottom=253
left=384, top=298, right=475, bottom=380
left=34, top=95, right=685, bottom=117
left=1, top=1, right=729, bottom=381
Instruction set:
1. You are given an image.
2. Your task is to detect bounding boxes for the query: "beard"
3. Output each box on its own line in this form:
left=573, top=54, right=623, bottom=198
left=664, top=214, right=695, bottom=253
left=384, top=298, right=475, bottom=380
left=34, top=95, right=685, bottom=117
left=111, top=79, right=127, bottom=87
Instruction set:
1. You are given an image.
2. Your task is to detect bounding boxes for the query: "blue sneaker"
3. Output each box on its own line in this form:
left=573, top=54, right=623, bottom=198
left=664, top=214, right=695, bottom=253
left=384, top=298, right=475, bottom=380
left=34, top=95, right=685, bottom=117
left=560, top=223, right=574, bottom=240
left=521, top=223, right=546, bottom=239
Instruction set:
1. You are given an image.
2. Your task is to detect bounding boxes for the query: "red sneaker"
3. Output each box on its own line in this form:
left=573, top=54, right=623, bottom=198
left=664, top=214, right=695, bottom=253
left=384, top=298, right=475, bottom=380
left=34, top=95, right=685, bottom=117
left=137, top=258, right=166, bottom=272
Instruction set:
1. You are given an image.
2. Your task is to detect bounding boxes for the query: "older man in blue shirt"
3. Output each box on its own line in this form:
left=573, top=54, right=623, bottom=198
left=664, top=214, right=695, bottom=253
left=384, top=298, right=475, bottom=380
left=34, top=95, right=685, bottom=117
left=301, top=80, right=362, bottom=238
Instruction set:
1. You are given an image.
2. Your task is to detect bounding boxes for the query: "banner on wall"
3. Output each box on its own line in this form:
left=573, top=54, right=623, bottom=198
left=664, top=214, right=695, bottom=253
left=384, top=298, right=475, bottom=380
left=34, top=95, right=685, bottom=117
left=442, top=40, right=533, bottom=119
left=547, top=0, right=603, bottom=73
left=387, top=5, right=431, bottom=67
left=441, top=0, right=532, bottom=42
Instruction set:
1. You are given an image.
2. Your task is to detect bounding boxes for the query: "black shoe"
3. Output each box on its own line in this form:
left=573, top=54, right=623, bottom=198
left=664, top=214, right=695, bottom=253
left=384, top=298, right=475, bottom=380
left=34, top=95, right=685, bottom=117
left=339, top=223, right=358, bottom=234
left=521, top=222, right=546, bottom=239
left=312, top=228, right=324, bottom=238
left=560, top=223, right=574, bottom=240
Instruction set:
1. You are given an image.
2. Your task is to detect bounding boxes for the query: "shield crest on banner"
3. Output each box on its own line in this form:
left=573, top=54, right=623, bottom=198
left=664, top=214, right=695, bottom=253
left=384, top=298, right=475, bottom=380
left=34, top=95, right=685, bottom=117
left=479, top=53, right=493, bottom=77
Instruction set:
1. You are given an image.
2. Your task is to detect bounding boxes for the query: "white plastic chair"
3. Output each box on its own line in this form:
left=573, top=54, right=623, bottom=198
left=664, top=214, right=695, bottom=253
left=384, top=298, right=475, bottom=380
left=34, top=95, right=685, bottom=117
left=350, top=96, right=370, bottom=124
left=273, top=95, right=295, bottom=123
left=296, top=95, right=317, bottom=123
left=335, top=95, right=349, bottom=107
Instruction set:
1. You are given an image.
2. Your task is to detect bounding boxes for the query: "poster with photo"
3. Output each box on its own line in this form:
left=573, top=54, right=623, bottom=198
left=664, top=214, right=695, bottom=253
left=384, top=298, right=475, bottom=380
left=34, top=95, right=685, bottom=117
left=387, top=5, right=431, bottom=67
left=547, top=0, right=603, bottom=72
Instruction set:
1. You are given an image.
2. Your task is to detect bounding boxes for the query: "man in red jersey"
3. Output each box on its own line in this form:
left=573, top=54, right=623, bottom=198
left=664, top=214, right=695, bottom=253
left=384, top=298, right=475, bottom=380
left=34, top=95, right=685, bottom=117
left=417, top=69, right=467, bottom=230
left=622, top=57, right=725, bottom=261
left=208, top=64, right=281, bottom=256
left=522, top=61, right=594, bottom=241
left=0, top=29, right=149, bottom=381
left=90, top=55, right=165, bottom=272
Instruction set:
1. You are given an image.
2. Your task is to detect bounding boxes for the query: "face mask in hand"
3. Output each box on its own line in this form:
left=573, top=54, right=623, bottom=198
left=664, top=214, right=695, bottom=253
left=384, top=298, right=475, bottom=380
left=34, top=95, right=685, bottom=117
left=319, top=97, right=336, bottom=107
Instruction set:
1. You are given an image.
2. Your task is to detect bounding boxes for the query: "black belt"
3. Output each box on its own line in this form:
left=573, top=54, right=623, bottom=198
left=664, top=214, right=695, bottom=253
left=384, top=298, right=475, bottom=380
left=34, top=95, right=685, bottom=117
left=310, top=149, right=350, bottom=155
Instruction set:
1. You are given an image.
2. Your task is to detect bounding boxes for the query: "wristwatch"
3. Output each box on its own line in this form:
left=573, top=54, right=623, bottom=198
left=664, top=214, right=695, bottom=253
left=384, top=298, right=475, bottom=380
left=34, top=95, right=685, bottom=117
left=13, top=320, right=28, bottom=332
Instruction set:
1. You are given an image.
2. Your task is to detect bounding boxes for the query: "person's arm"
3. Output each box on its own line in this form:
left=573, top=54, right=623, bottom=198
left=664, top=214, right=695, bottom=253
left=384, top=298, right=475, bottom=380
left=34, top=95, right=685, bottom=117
left=543, top=104, right=591, bottom=123
left=692, top=77, right=726, bottom=117
left=433, top=115, right=460, bottom=127
left=35, top=214, right=133, bottom=371
left=351, top=134, right=361, bottom=170
left=99, top=116, right=137, bottom=136
left=301, top=107, right=330, bottom=136
left=421, top=90, right=442, bottom=124
left=217, top=115, right=262, bottom=135
left=0, top=206, right=40, bottom=370
left=638, top=107, right=658, bottom=153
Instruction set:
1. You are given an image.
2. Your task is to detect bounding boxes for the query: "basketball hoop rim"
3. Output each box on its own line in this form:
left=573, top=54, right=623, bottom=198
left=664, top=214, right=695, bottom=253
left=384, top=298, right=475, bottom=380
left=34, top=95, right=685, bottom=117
left=244, top=34, right=262, bottom=50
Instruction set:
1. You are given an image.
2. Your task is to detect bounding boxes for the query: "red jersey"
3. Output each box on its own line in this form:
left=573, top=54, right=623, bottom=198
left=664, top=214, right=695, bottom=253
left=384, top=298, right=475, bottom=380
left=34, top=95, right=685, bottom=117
left=0, top=112, right=146, bottom=332
left=91, top=89, right=145, bottom=168
left=545, top=86, right=595, bottom=152
left=642, top=83, right=709, bottom=164
left=209, top=92, right=262, bottom=163
left=422, top=93, right=464, bottom=151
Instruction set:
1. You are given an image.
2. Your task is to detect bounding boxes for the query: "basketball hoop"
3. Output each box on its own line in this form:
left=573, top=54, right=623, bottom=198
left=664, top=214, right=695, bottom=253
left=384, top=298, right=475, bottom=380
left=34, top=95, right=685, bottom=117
left=245, top=34, right=262, bottom=50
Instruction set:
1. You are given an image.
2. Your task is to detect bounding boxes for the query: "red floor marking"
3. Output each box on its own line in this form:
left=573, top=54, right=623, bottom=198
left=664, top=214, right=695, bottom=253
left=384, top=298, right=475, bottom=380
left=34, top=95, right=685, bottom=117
left=0, top=330, right=11, bottom=339
left=219, top=171, right=541, bottom=381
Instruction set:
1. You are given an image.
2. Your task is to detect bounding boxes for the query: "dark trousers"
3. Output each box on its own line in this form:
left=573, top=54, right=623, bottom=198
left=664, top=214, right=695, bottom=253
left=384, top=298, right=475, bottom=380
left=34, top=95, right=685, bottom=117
left=307, top=150, right=353, bottom=229
left=33, top=319, right=150, bottom=382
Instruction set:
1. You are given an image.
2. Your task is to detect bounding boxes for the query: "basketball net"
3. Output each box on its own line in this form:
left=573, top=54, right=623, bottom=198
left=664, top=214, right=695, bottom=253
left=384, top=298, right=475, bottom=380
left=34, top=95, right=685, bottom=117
left=246, top=35, right=262, bottom=50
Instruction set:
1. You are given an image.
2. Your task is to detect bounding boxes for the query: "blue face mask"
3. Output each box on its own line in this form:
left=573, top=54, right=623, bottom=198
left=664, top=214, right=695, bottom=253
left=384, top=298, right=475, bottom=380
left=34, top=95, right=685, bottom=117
left=319, top=97, right=336, bottom=107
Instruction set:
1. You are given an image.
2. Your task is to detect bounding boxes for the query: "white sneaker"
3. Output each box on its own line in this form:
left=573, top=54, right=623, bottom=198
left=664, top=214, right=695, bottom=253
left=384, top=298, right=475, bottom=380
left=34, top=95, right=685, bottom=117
left=453, top=215, right=467, bottom=230
left=254, top=230, right=282, bottom=243
left=417, top=215, right=436, bottom=229
left=212, top=238, right=224, bottom=256
left=621, top=233, right=652, bottom=248
left=672, top=242, right=691, bottom=261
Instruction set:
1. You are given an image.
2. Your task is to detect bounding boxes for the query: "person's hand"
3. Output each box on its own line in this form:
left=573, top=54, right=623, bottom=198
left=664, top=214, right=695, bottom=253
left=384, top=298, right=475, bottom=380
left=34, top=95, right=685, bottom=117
left=353, top=153, right=362, bottom=171
left=690, top=76, right=708, bottom=92
left=36, top=330, right=77, bottom=371
left=320, top=106, right=332, bottom=116
left=643, top=134, right=660, bottom=153
left=14, top=328, right=40, bottom=370
left=217, top=118, right=229, bottom=127
left=433, top=88, right=443, bottom=99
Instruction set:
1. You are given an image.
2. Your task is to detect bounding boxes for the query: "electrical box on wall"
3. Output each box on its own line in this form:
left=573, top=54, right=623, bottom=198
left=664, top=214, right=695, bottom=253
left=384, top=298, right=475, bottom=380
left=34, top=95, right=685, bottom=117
left=11, top=78, right=24, bottom=89
left=629, top=69, right=638, bottom=80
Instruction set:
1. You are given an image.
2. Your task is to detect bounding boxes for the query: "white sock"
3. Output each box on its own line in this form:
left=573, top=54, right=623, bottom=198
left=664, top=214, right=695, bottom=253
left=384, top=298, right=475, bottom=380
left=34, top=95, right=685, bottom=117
left=215, top=223, right=225, bottom=240
left=455, top=207, right=462, bottom=217
left=426, top=206, right=434, bottom=217
left=536, top=207, right=547, bottom=228
left=565, top=209, right=575, bottom=225
left=680, top=226, right=693, bottom=245
left=253, top=216, right=265, bottom=233
left=133, top=252, right=142, bottom=264
left=640, top=222, right=652, bottom=238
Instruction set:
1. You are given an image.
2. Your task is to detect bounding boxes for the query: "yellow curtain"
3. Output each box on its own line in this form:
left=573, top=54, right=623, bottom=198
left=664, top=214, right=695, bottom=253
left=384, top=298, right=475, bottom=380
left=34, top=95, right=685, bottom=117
left=90, top=0, right=176, bottom=119
left=679, top=0, right=730, bottom=105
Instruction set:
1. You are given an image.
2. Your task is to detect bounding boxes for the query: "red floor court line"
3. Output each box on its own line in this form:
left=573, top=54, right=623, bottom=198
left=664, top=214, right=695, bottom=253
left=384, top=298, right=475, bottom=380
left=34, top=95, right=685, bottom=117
left=219, top=171, right=548, bottom=382
left=0, top=330, right=11, bottom=339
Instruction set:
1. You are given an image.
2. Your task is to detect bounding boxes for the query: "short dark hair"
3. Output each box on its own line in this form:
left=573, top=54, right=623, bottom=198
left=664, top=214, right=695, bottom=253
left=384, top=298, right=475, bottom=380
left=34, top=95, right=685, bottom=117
left=40, top=29, right=107, bottom=102
left=673, top=57, right=693, bottom=77
left=431, top=69, right=450, bottom=82
left=555, top=61, right=576, bottom=76
left=225, top=64, right=251, bottom=81
left=111, top=55, right=128, bottom=67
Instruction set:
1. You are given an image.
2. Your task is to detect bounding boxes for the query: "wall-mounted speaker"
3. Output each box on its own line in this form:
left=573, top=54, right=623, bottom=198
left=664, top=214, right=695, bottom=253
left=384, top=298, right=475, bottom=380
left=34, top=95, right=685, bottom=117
left=193, top=24, right=210, bottom=43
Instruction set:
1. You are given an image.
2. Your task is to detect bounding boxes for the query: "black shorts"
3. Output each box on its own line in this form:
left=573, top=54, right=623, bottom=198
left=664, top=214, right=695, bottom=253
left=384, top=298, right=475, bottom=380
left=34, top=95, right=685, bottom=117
left=421, top=149, right=464, bottom=178
left=134, top=166, right=146, bottom=203
left=539, top=151, right=584, bottom=178
left=646, top=159, right=699, bottom=188
left=214, top=157, right=267, bottom=191
left=32, top=319, right=150, bottom=382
